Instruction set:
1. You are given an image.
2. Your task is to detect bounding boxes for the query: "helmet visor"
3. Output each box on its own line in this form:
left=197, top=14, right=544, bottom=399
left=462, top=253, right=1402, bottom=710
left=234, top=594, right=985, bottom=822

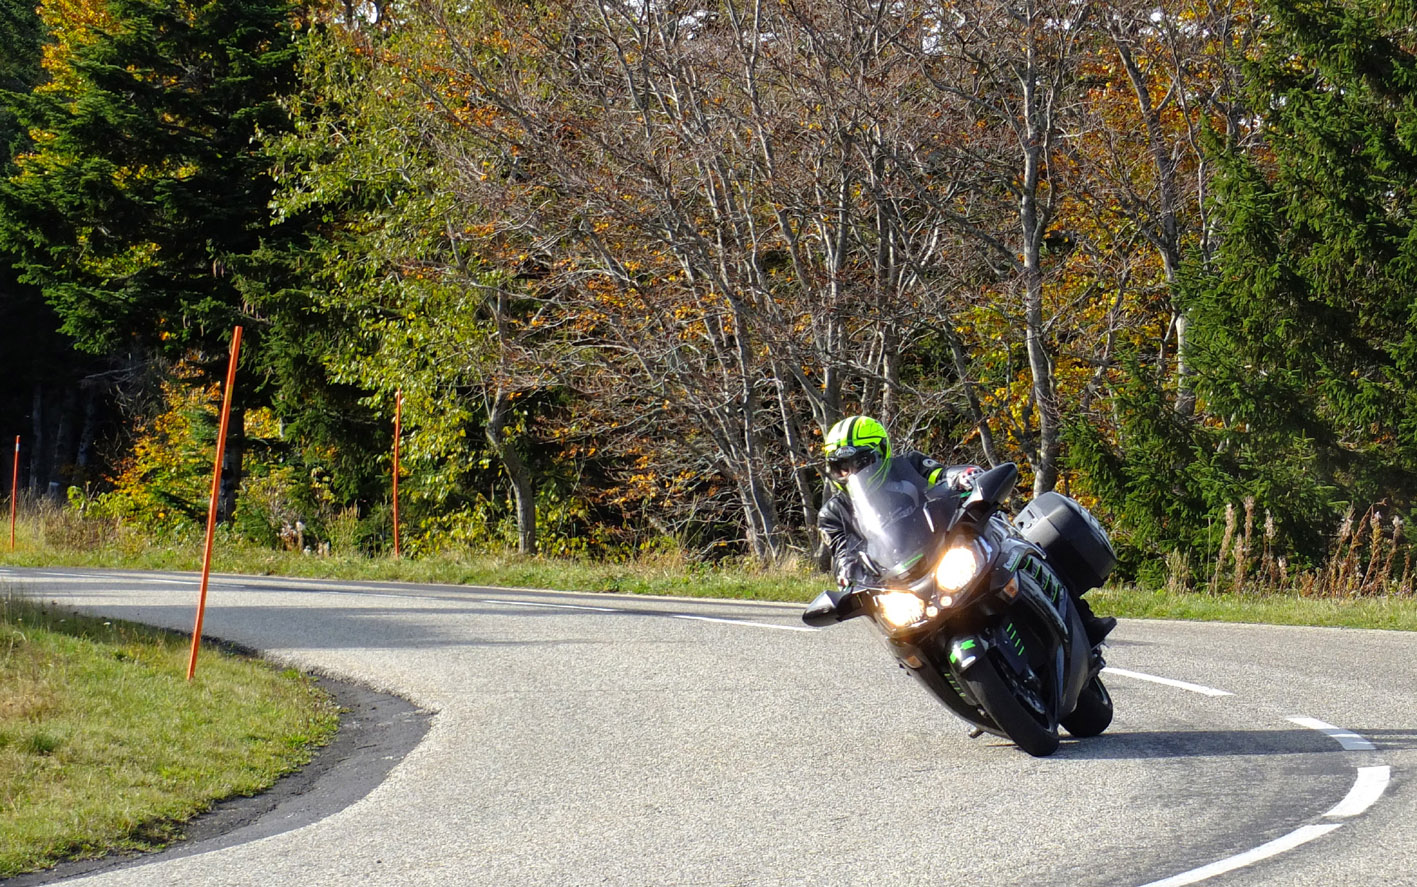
left=826, top=445, right=880, bottom=481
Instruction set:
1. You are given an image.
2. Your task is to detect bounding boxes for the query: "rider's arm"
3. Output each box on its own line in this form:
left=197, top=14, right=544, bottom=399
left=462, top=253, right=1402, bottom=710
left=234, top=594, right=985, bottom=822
left=817, top=495, right=873, bottom=588
left=905, top=451, right=982, bottom=491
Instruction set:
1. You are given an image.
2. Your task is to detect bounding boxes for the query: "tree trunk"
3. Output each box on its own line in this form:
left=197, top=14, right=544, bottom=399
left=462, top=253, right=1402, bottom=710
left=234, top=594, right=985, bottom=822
left=774, top=364, right=819, bottom=534
left=28, top=383, right=44, bottom=496
left=76, top=385, right=98, bottom=482
left=1019, top=22, right=1060, bottom=497
left=1024, top=265, right=1059, bottom=496
left=945, top=327, right=1001, bottom=466
left=218, top=403, right=244, bottom=523
left=50, top=385, right=79, bottom=499
left=1174, top=312, right=1196, bottom=417
left=486, top=392, right=537, bottom=555
left=504, top=444, right=537, bottom=556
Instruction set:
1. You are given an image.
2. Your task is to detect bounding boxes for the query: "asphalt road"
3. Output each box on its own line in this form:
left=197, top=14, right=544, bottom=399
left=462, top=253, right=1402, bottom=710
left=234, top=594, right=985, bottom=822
left=2, top=566, right=1414, bottom=887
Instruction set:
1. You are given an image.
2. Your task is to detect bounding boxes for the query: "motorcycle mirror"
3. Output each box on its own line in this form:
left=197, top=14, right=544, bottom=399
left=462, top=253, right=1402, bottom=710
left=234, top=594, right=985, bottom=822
left=963, top=462, right=1019, bottom=516
left=801, top=588, right=867, bottom=627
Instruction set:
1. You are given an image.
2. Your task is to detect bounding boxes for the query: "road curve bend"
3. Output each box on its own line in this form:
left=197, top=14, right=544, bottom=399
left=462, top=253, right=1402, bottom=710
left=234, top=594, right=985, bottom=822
left=2, top=567, right=1414, bottom=887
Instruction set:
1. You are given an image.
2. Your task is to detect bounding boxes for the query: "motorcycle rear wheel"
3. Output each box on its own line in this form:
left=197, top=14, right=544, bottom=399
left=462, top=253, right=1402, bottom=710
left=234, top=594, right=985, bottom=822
left=965, top=655, right=1060, bottom=757
left=1061, top=675, right=1113, bottom=738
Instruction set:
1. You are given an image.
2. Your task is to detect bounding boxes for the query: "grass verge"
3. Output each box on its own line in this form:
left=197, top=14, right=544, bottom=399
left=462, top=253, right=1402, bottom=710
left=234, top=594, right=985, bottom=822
left=3, top=509, right=1416, bottom=632
left=1092, top=585, right=1417, bottom=632
left=0, top=590, right=339, bottom=878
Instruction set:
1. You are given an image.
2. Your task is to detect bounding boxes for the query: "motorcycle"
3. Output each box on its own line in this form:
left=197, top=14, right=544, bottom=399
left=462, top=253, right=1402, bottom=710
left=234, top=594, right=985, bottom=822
left=802, top=457, right=1115, bottom=756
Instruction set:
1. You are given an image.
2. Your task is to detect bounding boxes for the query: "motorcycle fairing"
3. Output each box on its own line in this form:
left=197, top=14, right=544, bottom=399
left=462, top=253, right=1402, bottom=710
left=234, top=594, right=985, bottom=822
left=843, top=456, right=959, bottom=581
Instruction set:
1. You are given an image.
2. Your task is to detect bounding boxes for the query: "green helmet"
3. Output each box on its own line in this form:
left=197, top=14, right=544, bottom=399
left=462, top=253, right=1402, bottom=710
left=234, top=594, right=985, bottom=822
left=824, top=415, right=890, bottom=484
left=824, top=415, right=890, bottom=458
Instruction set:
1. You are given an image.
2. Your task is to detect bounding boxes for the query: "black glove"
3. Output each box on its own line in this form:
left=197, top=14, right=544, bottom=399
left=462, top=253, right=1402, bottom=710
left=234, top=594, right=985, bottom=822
left=836, top=557, right=875, bottom=590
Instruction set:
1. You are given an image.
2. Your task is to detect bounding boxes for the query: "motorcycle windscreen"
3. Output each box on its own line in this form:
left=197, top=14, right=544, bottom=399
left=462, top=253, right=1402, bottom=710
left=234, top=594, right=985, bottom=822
left=843, top=457, right=946, bottom=580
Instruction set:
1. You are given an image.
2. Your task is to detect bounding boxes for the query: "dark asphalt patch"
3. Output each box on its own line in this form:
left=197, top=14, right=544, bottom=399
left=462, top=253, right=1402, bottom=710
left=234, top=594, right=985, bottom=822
left=2, top=673, right=431, bottom=885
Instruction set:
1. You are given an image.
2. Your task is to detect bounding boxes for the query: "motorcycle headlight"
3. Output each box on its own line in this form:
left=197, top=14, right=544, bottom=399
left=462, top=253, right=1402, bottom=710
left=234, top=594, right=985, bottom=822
left=876, top=591, right=927, bottom=629
left=935, top=541, right=984, bottom=591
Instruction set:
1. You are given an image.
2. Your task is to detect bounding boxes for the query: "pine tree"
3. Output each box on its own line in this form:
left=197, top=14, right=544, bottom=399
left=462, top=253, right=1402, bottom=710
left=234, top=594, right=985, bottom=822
left=0, top=0, right=101, bottom=497
left=1184, top=0, right=1417, bottom=559
left=3, top=0, right=300, bottom=354
left=1, top=0, right=304, bottom=516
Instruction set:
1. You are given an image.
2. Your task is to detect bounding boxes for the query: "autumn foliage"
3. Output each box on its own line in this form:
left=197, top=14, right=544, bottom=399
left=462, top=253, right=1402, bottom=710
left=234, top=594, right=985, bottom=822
left=5, top=0, right=1417, bottom=588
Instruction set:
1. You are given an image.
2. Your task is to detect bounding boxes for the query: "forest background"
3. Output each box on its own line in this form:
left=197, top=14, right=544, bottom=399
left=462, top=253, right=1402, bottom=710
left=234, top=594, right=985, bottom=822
left=2, top=0, right=1416, bottom=596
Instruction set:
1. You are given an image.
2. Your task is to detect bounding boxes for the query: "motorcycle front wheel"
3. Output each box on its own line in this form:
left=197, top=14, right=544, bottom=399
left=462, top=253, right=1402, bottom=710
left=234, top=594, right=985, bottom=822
left=1061, top=675, right=1113, bottom=738
left=963, top=654, right=1060, bottom=757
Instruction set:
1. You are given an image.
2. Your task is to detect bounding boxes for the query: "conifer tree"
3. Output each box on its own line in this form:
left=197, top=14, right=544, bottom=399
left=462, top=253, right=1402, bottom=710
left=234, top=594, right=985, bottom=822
left=1185, top=0, right=1417, bottom=558
left=1, top=0, right=302, bottom=516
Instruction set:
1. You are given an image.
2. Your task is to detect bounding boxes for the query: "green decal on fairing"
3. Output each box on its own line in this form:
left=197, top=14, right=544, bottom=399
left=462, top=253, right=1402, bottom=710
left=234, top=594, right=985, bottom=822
left=950, top=638, right=980, bottom=667
left=889, top=553, right=924, bottom=576
left=1006, top=622, right=1026, bottom=655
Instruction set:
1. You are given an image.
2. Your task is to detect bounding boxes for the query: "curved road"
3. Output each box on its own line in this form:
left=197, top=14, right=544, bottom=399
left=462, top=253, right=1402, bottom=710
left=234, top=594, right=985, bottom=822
left=2, top=567, right=1415, bottom=887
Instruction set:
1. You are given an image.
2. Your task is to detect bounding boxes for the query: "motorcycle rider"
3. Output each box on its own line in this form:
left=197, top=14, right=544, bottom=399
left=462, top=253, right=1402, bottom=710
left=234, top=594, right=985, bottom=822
left=815, top=415, right=1116, bottom=646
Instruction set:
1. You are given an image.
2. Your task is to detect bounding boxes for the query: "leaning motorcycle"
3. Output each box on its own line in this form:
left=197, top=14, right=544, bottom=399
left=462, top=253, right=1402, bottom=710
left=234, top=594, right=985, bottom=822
left=803, top=457, right=1116, bottom=757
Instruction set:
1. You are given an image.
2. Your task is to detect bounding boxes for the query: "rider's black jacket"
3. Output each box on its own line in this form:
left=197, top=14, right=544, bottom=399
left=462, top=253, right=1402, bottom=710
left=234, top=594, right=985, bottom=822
left=818, top=452, right=978, bottom=587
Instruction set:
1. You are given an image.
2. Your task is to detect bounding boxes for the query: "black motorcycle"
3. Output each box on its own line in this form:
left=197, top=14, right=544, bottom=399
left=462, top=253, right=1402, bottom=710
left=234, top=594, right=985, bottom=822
left=803, top=458, right=1115, bottom=756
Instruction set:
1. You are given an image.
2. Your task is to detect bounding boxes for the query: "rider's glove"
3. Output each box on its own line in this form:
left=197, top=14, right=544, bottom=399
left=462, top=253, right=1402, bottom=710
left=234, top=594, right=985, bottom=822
left=953, top=465, right=985, bottom=491
left=836, top=558, right=874, bottom=590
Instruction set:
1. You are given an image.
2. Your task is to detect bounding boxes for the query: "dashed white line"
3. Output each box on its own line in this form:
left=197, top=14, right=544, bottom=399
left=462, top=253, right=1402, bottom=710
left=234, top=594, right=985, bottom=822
left=480, top=598, right=621, bottom=613
left=1137, top=824, right=1344, bottom=887
left=667, top=613, right=817, bottom=632
left=1325, top=766, right=1391, bottom=818
left=1287, top=716, right=1378, bottom=751
left=481, top=598, right=816, bottom=631
left=1102, top=666, right=1233, bottom=697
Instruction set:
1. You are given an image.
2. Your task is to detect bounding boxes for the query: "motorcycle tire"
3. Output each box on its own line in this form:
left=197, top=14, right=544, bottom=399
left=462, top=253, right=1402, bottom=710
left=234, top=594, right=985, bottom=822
left=1061, top=675, right=1113, bottom=738
left=964, top=654, right=1060, bottom=757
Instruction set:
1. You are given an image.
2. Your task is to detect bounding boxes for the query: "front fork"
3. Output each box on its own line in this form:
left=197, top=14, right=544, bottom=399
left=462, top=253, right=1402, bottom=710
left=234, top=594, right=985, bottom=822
left=885, top=629, right=1000, bottom=731
left=893, top=562, right=1075, bottom=725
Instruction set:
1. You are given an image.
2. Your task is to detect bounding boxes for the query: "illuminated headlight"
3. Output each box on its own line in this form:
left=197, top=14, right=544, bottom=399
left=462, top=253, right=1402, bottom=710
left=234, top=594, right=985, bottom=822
left=877, top=591, right=927, bottom=628
left=935, top=542, right=983, bottom=591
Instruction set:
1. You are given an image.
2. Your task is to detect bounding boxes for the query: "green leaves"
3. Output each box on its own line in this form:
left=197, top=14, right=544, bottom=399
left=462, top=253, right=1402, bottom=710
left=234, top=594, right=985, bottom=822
left=1178, top=0, right=1417, bottom=560
left=2, top=0, right=301, bottom=356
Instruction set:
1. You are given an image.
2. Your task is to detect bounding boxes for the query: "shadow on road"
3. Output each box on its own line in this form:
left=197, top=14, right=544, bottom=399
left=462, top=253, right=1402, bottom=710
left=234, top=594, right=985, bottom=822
left=1055, top=727, right=1353, bottom=759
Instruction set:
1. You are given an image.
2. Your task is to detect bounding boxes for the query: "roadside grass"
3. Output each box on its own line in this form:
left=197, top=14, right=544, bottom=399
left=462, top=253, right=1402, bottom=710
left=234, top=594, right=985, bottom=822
left=3, top=509, right=1416, bottom=630
left=0, top=510, right=1413, bottom=876
left=1090, top=585, right=1417, bottom=632
left=0, top=590, right=339, bottom=878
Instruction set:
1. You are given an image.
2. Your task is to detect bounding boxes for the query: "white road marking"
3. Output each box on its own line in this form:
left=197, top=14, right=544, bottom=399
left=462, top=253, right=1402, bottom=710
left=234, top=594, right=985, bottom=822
left=1102, top=666, right=1233, bottom=697
left=1137, top=824, right=1343, bottom=887
left=1324, top=766, right=1392, bottom=818
left=667, top=613, right=818, bottom=632
left=1287, top=716, right=1378, bottom=751
left=2, top=570, right=190, bottom=585
left=480, top=598, right=621, bottom=613
left=482, top=598, right=816, bottom=631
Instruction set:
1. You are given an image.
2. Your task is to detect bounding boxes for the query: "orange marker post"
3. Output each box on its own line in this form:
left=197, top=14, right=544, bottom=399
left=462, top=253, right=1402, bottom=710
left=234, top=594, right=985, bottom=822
left=392, top=390, right=402, bottom=559
left=9, top=436, right=18, bottom=551
left=187, top=326, right=243, bottom=681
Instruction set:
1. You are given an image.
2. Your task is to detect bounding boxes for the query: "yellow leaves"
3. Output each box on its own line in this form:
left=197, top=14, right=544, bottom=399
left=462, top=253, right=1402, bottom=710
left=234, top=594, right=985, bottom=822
left=76, top=238, right=161, bottom=280
left=244, top=407, right=283, bottom=440
left=36, top=0, right=116, bottom=94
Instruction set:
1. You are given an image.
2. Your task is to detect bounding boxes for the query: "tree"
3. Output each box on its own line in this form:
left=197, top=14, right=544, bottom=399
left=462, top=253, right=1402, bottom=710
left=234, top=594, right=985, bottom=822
left=273, top=8, right=557, bottom=554
left=0, top=0, right=112, bottom=499
left=2, top=0, right=304, bottom=517
left=1184, top=0, right=1417, bottom=558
